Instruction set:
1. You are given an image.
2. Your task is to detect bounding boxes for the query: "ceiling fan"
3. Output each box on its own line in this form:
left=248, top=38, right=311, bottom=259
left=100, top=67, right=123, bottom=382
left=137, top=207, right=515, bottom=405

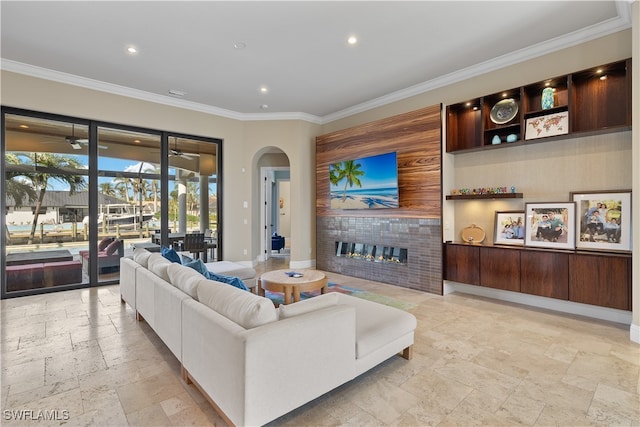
left=167, top=139, right=199, bottom=159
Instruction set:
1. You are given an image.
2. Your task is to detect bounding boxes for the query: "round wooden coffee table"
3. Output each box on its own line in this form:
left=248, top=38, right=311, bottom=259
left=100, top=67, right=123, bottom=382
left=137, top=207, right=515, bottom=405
left=258, top=269, right=328, bottom=305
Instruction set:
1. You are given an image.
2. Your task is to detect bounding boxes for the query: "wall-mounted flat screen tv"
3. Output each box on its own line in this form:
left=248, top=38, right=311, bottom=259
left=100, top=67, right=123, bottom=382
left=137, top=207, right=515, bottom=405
left=330, top=151, right=399, bottom=209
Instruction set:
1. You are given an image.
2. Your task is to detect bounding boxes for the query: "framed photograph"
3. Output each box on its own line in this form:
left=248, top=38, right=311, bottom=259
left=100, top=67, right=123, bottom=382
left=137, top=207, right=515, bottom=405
left=525, top=202, right=575, bottom=250
left=570, top=190, right=631, bottom=252
left=494, top=211, right=525, bottom=246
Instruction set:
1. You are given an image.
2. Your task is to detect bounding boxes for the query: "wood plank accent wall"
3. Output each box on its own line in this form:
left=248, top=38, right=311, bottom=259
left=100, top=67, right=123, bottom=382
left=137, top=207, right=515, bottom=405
left=316, top=105, right=442, bottom=218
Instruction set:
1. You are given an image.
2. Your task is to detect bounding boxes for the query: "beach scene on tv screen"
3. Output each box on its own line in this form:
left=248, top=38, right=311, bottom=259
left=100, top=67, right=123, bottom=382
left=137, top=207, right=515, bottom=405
left=330, top=152, right=399, bottom=209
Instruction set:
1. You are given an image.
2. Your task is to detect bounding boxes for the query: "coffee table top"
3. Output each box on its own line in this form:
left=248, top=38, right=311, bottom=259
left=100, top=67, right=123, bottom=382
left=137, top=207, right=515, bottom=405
left=260, top=269, right=325, bottom=285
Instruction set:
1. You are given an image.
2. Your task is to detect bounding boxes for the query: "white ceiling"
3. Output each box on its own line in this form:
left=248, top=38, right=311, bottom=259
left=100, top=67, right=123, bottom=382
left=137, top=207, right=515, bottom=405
left=0, top=1, right=632, bottom=123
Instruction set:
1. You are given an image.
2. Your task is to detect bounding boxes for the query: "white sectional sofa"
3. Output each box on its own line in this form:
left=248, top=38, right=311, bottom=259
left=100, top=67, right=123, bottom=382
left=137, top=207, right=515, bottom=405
left=120, top=249, right=417, bottom=427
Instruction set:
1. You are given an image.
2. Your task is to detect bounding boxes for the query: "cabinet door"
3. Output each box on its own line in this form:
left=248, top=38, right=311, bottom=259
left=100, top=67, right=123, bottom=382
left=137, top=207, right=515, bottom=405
left=444, top=244, right=480, bottom=285
left=521, top=251, right=568, bottom=299
left=569, top=254, right=630, bottom=310
left=479, top=247, right=520, bottom=292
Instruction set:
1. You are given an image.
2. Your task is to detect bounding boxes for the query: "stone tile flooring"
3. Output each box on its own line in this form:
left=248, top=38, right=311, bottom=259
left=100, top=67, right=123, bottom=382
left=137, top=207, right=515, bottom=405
left=1, top=258, right=639, bottom=426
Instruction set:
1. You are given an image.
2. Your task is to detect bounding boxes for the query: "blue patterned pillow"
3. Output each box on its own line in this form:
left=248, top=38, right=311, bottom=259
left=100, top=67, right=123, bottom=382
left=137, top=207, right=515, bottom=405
left=208, top=272, right=249, bottom=291
left=182, top=258, right=248, bottom=291
left=161, top=246, right=181, bottom=263
left=183, top=258, right=209, bottom=276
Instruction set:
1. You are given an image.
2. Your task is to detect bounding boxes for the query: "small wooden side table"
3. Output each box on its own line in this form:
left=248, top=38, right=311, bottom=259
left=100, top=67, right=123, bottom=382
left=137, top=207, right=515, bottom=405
left=258, top=269, right=328, bottom=305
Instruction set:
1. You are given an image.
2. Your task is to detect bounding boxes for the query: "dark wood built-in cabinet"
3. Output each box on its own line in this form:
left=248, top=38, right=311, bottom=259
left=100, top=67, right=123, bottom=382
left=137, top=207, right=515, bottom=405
left=520, top=251, right=569, bottom=300
left=569, top=254, right=631, bottom=311
left=446, top=59, right=631, bottom=153
left=444, top=243, right=631, bottom=311
left=479, top=247, right=520, bottom=292
left=444, top=244, right=479, bottom=285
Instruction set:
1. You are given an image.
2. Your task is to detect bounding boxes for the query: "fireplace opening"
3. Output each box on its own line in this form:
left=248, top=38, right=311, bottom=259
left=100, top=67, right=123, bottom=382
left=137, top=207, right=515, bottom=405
left=335, top=241, right=407, bottom=264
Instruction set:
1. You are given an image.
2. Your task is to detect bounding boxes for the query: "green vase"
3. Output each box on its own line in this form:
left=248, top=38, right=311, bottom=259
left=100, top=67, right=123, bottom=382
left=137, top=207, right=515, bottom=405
left=541, top=87, right=554, bottom=110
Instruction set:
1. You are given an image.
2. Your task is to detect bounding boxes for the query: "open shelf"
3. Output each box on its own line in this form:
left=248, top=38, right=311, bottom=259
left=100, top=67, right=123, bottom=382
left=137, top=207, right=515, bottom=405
left=446, top=193, right=523, bottom=200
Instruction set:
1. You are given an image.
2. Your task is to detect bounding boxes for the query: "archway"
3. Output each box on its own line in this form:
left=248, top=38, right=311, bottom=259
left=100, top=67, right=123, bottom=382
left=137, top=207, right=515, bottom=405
left=255, top=148, right=290, bottom=262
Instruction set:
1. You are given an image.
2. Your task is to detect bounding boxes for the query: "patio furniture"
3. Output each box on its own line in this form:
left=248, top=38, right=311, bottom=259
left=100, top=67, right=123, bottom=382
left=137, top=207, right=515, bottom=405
left=183, top=232, right=207, bottom=262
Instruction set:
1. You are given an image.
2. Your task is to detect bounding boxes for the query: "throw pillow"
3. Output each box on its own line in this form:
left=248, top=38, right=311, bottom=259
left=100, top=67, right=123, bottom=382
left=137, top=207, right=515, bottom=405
left=208, top=272, right=249, bottom=291
left=98, top=237, right=115, bottom=251
left=105, top=239, right=121, bottom=255
left=181, top=254, right=193, bottom=264
left=182, top=258, right=209, bottom=277
left=161, top=246, right=181, bottom=263
left=182, top=259, right=249, bottom=291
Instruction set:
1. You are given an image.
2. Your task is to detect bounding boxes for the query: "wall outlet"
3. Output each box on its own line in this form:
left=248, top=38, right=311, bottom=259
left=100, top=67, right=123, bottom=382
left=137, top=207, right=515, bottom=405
left=243, top=249, right=247, bottom=255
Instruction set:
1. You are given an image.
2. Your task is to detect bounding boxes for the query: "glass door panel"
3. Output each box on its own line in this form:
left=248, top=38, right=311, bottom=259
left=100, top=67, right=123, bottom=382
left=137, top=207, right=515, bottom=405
left=168, top=136, right=218, bottom=262
left=4, top=114, right=89, bottom=294
left=96, top=126, right=161, bottom=284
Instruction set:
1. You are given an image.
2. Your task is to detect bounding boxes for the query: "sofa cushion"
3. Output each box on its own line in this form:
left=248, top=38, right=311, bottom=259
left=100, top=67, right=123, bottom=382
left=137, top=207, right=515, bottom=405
left=197, top=278, right=278, bottom=329
left=105, top=239, right=121, bottom=255
left=161, top=246, right=182, bottom=263
left=278, top=292, right=339, bottom=319
left=133, top=247, right=153, bottom=268
left=148, top=253, right=172, bottom=282
left=335, top=294, right=417, bottom=359
left=167, top=263, right=203, bottom=299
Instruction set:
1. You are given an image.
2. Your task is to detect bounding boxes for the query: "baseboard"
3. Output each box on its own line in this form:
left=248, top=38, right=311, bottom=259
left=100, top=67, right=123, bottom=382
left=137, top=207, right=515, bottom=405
left=444, top=281, right=632, bottom=325
left=630, top=323, right=640, bottom=344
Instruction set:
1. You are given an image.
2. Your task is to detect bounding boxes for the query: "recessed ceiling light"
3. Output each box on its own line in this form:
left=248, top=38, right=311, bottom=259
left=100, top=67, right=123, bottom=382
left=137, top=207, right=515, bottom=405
left=19, top=124, right=29, bottom=129
left=126, top=46, right=138, bottom=54
left=347, top=36, right=357, bottom=45
left=260, top=104, right=269, bottom=110
left=260, top=86, right=268, bottom=94
left=234, top=42, right=246, bottom=50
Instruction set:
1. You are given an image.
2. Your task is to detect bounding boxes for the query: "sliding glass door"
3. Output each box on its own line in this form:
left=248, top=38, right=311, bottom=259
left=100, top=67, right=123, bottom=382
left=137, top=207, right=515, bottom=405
left=94, top=125, right=161, bottom=284
left=167, top=135, right=219, bottom=262
left=1, top=108, right=222, bottom=298
left=3, top=113, right=90, bottom=293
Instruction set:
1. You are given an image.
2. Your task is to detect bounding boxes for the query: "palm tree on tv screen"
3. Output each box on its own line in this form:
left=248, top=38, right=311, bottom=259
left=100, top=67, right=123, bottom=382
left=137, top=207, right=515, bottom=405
left=332, top=160, right=364, bottom=202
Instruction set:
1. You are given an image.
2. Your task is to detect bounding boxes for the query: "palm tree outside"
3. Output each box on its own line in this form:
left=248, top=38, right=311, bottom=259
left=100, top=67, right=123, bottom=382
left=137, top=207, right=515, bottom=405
left=12, top=153, right=87, bottom=244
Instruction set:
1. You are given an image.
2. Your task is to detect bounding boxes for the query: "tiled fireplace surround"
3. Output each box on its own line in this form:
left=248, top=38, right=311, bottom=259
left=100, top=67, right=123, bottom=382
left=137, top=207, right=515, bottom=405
left=317, top=216, right=442, bottom=294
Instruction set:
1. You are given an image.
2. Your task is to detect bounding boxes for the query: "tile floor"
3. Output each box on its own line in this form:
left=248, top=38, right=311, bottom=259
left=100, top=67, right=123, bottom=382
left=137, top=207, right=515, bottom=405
left=1, top=257, right=639, bottom=426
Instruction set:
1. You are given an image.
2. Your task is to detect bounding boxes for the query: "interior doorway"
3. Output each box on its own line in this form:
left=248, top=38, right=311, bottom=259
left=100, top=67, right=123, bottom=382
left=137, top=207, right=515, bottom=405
left=260, top=166, right=290, bottom=261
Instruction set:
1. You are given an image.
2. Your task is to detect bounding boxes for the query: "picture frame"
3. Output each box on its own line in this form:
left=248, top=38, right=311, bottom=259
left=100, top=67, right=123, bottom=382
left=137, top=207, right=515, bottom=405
left=570, top=190, right=632, bottom=252
left=525, top=202, right=575, bottom=250
left=494, top=210, right=525, bottom=246
left=525, top=111, right=569, bottom=140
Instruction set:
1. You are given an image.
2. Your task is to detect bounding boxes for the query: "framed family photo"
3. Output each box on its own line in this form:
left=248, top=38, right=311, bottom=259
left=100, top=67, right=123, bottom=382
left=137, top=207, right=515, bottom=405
left=570, top=190, right=631, bottom=252
left=494, top=211, right=525, bottom=246
left=525, top=202, right=576, bottom=250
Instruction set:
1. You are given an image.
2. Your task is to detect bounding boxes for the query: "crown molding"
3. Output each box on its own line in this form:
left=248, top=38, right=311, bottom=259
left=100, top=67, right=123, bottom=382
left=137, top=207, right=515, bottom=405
left=1, top=3, right=631, bottom=127
left=322, top=5, right=632, bottom=123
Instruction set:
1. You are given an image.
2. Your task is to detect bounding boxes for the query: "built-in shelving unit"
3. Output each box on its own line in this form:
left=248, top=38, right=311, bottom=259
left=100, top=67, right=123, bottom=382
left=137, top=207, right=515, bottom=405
left=443, top=58, right=632, bottom=312
left=446, top=59, right=631, bottom=154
